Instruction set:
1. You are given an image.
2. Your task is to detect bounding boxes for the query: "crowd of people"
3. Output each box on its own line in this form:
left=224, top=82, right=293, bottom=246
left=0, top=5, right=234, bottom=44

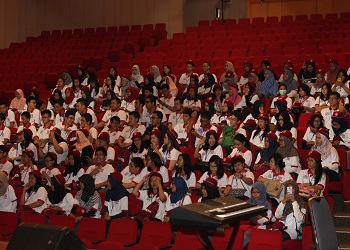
left=0, top=57, right=348, bottom=242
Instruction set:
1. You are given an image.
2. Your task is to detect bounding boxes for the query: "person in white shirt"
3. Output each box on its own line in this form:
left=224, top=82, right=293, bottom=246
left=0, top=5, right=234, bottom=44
left=296, top=84, right=316, bottom=113
left=0, top=145, right=13, bottom=175
left=249, top=113, right=270, bottom=150
left=132, top=171, right=168, bottom=221
left=198, top=62, right=218, bottom=83
left=54, top=110, right=77, bottom=141
left=97, top=97, right=127, bottom=129
left=17, top=112, right=37, bottom=138
left=74, top=98, right=98, bottom=128
left=257, top=153, right=293, bottom=206
left=193, top=111, right=218, bottom=147
left=302, top=112, right=324, bottom=149
left=118, top=111, right=146, bottom=148
left=297, top=150, right=326, bottom=196
left=17, top=149, right=38, bottom=185
left=163, top=177, right=192, bottom=222
left=101, top=116, right=123, bottom=145
left=178, top=61, right=198, bottom=86
left=34, top=110, right=53, bottom=148
left=40, top=153, right=62, bottom=186
left=104, top=171, right=128, bottom=225
left=80, top=113, right=98, bottom=144
left=19, top=170, right=48, bottom=213
left=276, top=130, right=301, bottom=175
left=141, top=95, right=167, bottom=127
left=194, top=130, right=223, bottom=165
left=86, top=147, right=115, bottom=190
left=173, top=108, right=194, bottom=148
left=46, top=174, right=74, bottom=215
left=0, top=102, right=16, bottom=128
left=332, top=69, right=350, bottom=98
left=223, top=155, right=254, bottom=199
left=321, top=91, right=346, bottom=130
left=63, top=150, right=85, bottom=189
left=228, top=134, right=253, bottom=166
left=173, top=153, right=196, bottom=192
left=0, top=113, right=10, bottom=145
left=0, top=172, right=17, bottom=212
left=122, top=157, right=146, bottom=192
left=168, top=98, right=184, bottom=129
left=158, top=129, right=181, bottom=171
left=158, top=84, right=175, bottom=115
left=23, top=97, right=41, bottom=127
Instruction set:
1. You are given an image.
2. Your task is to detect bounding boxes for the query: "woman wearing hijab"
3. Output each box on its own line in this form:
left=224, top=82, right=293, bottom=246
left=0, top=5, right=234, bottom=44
left=163, top=177, right=191, bottom=222
left=47, top=89, right=65, bottom=110
left=130, top=65, right=144, bottom=88
left=82, top=89, right=95, bottom=110
left=63, top=150, right=85, bottom=189
left=312, top=128, right=340, bottom=182
left=241, top=74, right=260, bottom=110
left=119, top=75, right=131, bottom=100
left=259, top=69, right=278, bottom=98
left=298, top=60, right=317, bottom=84
left=121, top=86, right=139, bottom=112
left=64, top=87, right=77, bottom=110
left=243, top=100, right=264, bottom=124
left=220, top=61, right=238, bottom=83
left=71, top=174, right=102, bottom=220
left=89, top=78, right=102, bottom=99
left=258, top=59, right=275, bottom=82
left=104, top=172, right=129, bottom=223
left=226, top=83, right=242, bottom=110
left=60, top=71, right=73, bottom=87
left=77, top=65, right=87, bottom=84
left=199, top=177, right=221, bottom=202
left=0, top=171, right=17, bottom=212
left=73, top=129, right=94, bottom=167
left=164, top=75, right=178, bottom=97
left=10, top=89, right=26, bottom=113
left=326, top=59, right=340, bottom=84
left=254, top=131, right=279, bottom=173
left=276, top=130, right=301, bottom=175
left=275, top=179, right=306, bottom=241
left=330, top=111, right=350, bottom=150
left=249, top=182, right=273, bottom=227
left=101, top=90, right=117, bottom=111
left=302, top=112, right=324, bottom=149
left=198, top=73, right=216, bottom=99
left=238, top=61, right=253, bottom=90
left=46, top=174, right=74, bottom=215
left=281, top=68, right=299, bottom=97
left=150, top=65, right=162, bottom=84
left=30, top=88, right=44, bottom=110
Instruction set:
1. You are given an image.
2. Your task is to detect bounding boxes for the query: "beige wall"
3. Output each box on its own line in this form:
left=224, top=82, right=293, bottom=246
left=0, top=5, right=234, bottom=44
left=0, top=0, right=185, bottom=49
left=185, top=0, right=247, bottom=27
left=248, top=0, right=350, bottom=20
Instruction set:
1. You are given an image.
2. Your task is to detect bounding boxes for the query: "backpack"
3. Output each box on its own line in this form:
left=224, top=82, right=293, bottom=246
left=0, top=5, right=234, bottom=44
left=221, top=126, right=236, bottom=148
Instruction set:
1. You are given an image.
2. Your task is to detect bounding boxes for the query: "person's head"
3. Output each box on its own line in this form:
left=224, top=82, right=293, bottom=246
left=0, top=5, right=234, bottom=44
left=310, top=112, right=323, bottom=128
left=28, top=170, right=43, bottom=191
left=21, top=149, right=34, bottom=165
left=109, top=66, right=116, bottom=76
left=148, top=172, right=164, bottom=192
left=160, top=84, right=170, bottom=97
left=134, top=97, right=145, bottom=110
left=251, top=182, right=267, bottom=202
left=0, top=113, right=5, bottom=126
left=233, top=133, right=248, bottom=151
left=278, top=130, right=293, bottom=148
left=307, top=150, right=322, bottom=170
left=336, top=69, right=348, bottom=83
left=97, top=132, right=110, bottom=147
left=282, top=69, right=293, bottom=81
left=81, top=113, right=92, bottom=128
left=131, top=65, right=139, bottom=75
left=129, top=157, right=144, bottom=175
left=44, top=152, right=57, bottom=168
left=329, top=59, right=338, bottom=73
left=208, top=155, right=224, bottom=179
left=73, top=77, right=82, bottom=88
left=186, top=61, right=195, bottom=73
left=229, top=111, right=242, bottom=127
left=204, top=130, right=218, bottom=150
left=15, top=89, right=23, bottom=99
left=40, top=109, right=51, bottom=125
left=163, top=65, right=171, bottom=75
left=64, top=110, right=75, bottom=126
left=278, top=84, right=287, bottom=96
left=0, top=145, right=8, bottom=161
left=151, top=111, right=163, bottom=126
left=222, top=100, right=233, bottom=114
left=131, top=132, right=144, bottom=151
left=146, top=152, right=162, bottom=170
left=57, top=77, right=65, bottom=88
left=150, top=129, right=162, bottom=147
left=321, top=82, right=332, bottom=99
left=79, top=174, right=95, bottom=200
left=67, top=150, right=81, bottom=168
left=0, top=102, right=8, bottom=115
left=257, top=113, right=269, bottom=130
left=26, top=96, right=37, bottom=110
left=128, top=111, right=140, bottom=126
left=329, top=91, right=340, bottom=108
left=174, top=98, right=183, bottom=112
left=232, top=155, right=245, bottom=173
left=260, top=60, right=271, bottom=70
left=109, top=116, right=120, bottom=130
left=95, top=147, right=107, bottom=165
left=53, top=100, right=64, bottom=114
left=145, top=95, right=157, bottom=110
left=315, top=128, right=329, bottom=146
left=110, top=97, right=121, bottom=111
left=269, top=153, right=285, bottom=171
left=277, top=112, right=292, bottom=131
left=316, top=70, right=325, bottom=85
left=75, top=98, right=86, bottom=114
left=182, top=108, right=193, bottom=124
left=21, top=111, right=30, bottom=126
left=201, top=177, right=220, bottom=200
left=298, top=84, right=310, bottom=97
left=202, top=62, right=211, bottom=73
left=200, top=111, right=213, bottom=129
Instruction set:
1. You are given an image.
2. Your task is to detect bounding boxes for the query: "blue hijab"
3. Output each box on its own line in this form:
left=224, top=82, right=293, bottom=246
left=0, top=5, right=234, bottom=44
left=259, top=70, right=278, bottom=97
left=170, top=177, right=188, bottom=204
left=249, top=182, right=271, bottom=210
left=105, top=174, right=129, bottom=202
left=260, top=136, right=279, bottom=162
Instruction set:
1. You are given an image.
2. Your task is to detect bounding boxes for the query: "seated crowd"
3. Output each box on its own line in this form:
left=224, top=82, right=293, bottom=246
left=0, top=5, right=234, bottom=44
left=0, top=58, right=348, bottom=243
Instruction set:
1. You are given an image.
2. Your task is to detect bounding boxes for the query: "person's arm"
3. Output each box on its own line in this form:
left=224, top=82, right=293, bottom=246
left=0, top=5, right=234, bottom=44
left=96, top=120, right=105, bottom=129
left=123, top=181, right=136, bottom=189
left=194, top=138, right=205, bottom=159
left=274, top=200, right=286, bottom=219
left=19, top=183, right=29, bottom=205
left=167, top=160, right=177, bottom=171
left=95, top=180, right=108, bottom=189
left=49, top=131, right=63, bottom=154
left=132, top=175, right=149, bottom=197
left=157, top=178, right=167, bottom=202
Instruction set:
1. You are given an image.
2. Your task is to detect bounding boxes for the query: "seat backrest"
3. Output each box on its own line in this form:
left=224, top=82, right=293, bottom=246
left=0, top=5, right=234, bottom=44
left=77, top=217, right=106, bottom=242
left=248, top=229, right=282, bottom=250
left=48, top=215, right=75, bottom=231
left=0, top=211, right=18, bottom=234
left=107, top=219, right=137, bottom=244
left=140, top=221, right=172, bottom=246
left=298, top=113, right=312, bottom=127
left=308, top=197, right=338, bottom=250
left=173, top=229, right=203, bottom=249
left=21, top=213, right=46, bottom=224
left=128, top=194, right=142, bottom=216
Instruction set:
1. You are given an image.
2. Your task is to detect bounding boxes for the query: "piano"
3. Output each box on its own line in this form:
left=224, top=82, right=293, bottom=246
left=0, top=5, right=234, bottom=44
left=170, top=196, right=267, bottom=250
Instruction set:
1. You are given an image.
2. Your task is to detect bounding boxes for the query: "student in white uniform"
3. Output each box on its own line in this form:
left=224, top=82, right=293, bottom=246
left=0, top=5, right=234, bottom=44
left=19, top=170, right=48, bottom=213
left=194, top=130, right=223, bottom=165
left=163, top=177, right=192, bottom=222
left=228, top=133, right=253, bottom=166
left=63, top=150, right=85, bottom=189
left=297, top=151, right=326, bottom=196
left=0, top=172, right=17, bottom=212
left=46, top=174, right=74, bottom=215
left=122, top=157, right=146, bottom=193
left=296, top=84, right=316, bottom=113
left=330, top=111, right=350, bottom=150
left=132, top=172, right=168, bottom=221
left=302, top=112, right=324, bottom=149
left=275, top=180, right=306, bottom=241
left=249, top=113, right=270, bottom=150
left=0, top=145, right=13, bottom=176
left=258, top=153, right=293, bottom=206
left=276, top=130, right=301, bottom=175
left=173, top=153, right=196, bottom=192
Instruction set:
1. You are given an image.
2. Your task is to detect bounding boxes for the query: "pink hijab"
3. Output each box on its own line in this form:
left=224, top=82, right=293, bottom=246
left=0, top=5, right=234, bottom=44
left=227, top=85, right=242, bottom=108
left=220, top=61, right=238, bottom=83
left=10, top=89, right=26, bottom=111
left=74, top=130, right=92, bottom=151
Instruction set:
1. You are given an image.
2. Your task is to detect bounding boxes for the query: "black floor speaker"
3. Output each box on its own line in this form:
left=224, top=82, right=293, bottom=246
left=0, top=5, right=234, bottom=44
left=7, top=222, right=86, bottom=250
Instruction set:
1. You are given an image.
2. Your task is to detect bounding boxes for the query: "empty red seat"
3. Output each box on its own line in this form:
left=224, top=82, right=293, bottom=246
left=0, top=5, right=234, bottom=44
left=78, top=217, right=106, bottom=249
left=0, top=212, right=18, bottom=241
left=21, top=213, right=46, bottom=224
left=48, top=215, right=75, bottom=231
left=198, top=20, right=210, bottom=27
left=248, top=229, right=282, bottom=249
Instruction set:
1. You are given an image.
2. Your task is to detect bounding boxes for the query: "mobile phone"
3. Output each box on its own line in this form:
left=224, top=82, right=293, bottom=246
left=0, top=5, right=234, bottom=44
left=287, top=186, right=293, bottom=194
